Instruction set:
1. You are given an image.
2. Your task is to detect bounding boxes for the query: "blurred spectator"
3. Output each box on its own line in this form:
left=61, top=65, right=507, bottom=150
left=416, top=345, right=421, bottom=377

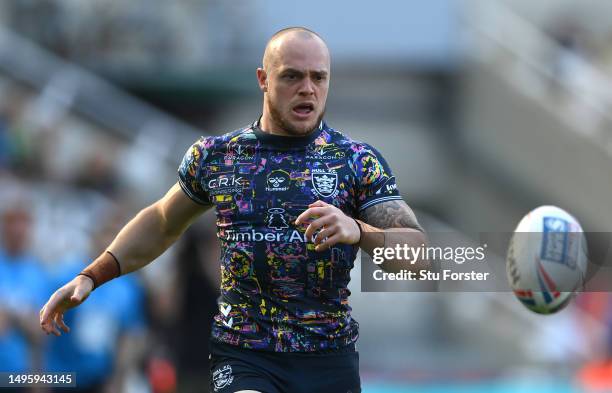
left=44, top=207, right=149, bottom=393
left=0, top=198, right=48, bottom=373
left=546, top=16, right=611, bottom=130
left=72, top=153, right=119, bottom=197
left=549, top=19, right=591, bottom=81
left=0, top=89, right=33, bottom=174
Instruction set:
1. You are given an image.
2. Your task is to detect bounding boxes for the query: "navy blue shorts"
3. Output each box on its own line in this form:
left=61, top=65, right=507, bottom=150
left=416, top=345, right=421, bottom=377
left=209, top=341, right=361, bottom=393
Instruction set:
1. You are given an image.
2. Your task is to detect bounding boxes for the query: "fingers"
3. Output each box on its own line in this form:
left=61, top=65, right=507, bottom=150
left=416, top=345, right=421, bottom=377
left=295, top=206, right=328, bottom=226
left=296, top=202, right=353, bottom=250
left=40, top=304, right=61, bottom=336
left=304, top=216, right=334, bottom=241
left=313, top=225, right=336, bottom=245
left=315, top=233, right=342, bottom=252
left=40, top=277, right=93, bottom=336
left=54, top=312, right=70, bottom=334
left=41, top=303, right=69, bottom=336
left=308, top=200, right=328, bottom=208
left=40, top=288, right=75, bottom=336
left=40, top=292, right=62, bottom=333
left=40, top=307, right=61, bottom=336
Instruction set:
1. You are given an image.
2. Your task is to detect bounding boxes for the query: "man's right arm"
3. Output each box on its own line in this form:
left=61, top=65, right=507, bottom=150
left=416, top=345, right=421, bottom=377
left=107, top=182, right=211, bottom=275
left=40, top=183, right=211, bottom=336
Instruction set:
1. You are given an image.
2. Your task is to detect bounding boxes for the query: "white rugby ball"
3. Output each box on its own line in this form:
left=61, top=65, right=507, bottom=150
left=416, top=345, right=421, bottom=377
left=506, top=206, right=588, bottom=315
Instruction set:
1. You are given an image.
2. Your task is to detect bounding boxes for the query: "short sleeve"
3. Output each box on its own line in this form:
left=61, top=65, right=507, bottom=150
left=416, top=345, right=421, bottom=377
left=351, top=143, right=402, bottom=211
left=177, top=137, right=213, bottom=205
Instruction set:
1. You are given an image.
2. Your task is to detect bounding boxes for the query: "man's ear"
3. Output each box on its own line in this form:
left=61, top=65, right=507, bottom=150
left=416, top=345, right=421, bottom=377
left=256, top=68, right=267, bottom=92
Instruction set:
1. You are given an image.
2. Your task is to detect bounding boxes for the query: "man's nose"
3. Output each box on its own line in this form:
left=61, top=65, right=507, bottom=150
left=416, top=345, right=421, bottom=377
left=298, top=77, right=315, bottom=95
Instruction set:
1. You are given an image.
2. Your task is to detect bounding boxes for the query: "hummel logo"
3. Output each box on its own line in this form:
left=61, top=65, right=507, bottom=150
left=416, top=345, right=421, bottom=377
left=269, top=177, right=285, bottom=187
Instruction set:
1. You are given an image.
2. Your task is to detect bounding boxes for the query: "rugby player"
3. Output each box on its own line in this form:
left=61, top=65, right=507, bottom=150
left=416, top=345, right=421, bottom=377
left=40, top=27, right=426, bottom=393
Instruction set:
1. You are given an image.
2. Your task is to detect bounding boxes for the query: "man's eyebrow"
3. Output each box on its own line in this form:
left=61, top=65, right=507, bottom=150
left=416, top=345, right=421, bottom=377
left=280, top=68, right=303, bottom=74
left=280, top=68, right=328, bottom=75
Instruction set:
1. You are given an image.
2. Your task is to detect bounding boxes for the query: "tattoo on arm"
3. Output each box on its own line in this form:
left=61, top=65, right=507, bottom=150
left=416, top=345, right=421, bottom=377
left=359, top=200, right=424, bottom=231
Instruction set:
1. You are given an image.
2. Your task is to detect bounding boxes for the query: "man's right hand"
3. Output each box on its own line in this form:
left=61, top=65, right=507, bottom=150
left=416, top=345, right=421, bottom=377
left=39, top=275, right=94, bottom=336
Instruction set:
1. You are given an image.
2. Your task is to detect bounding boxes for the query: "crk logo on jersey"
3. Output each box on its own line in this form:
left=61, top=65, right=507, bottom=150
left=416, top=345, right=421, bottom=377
left=207, top=174, right=245, bottom=195
left=212, top=365, right=234, bottom=391
left=311, top=169, right=338, bottom=198
left=266, top=170, right=290, bottom=192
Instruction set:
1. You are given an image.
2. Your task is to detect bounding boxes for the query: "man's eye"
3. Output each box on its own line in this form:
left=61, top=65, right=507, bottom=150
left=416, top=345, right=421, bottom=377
left=284, top=74, right=297, bottom=80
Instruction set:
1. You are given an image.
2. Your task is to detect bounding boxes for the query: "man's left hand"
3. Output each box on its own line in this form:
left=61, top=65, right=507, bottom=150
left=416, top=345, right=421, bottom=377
left=295, top=200, right=360, bottom=252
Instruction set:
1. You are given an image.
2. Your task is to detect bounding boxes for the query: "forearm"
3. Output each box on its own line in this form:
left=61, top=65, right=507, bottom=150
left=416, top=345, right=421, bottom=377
left=356, top=221, right=428, bottom=273
left=107, top=203, right=185, bottom=275
left=80, top=183, right=209, bottom=288
left=357, top=200, right=428, bottom=273
left=356, top=222, right=426, bottom=256
left=296, top=200, right=428, bottom=273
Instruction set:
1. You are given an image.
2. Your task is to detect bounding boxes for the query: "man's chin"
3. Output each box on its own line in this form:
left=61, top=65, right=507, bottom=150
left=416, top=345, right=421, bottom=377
left=284, top=117, right=320, bottom=136
left=287, top=126, right=316, bottom=136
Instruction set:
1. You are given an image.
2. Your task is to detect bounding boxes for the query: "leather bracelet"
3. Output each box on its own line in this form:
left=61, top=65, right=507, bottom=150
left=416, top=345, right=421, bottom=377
left=354, top=218, right=363, bottom=244
left=106, top=250, right=122, bottom=275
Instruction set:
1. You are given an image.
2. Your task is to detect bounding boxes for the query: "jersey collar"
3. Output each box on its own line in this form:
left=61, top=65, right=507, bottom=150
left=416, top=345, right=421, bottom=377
left=251, top=117, right=324, bottom=148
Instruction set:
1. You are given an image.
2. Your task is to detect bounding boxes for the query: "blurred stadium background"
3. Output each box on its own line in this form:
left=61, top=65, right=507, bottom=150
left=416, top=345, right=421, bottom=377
left=1, top=0, right=612, bottom=392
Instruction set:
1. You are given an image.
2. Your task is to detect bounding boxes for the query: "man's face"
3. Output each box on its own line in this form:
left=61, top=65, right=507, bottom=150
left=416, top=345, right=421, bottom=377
left=259, top=35, right=330, bottom=136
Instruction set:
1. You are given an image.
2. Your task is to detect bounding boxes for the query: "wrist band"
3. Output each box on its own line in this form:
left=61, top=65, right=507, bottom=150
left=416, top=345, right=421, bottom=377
left=78, top=250, right=122, bottom=290
left=354, top=219, right=363, bottom=244
left=106, top=250, right=122, bottom=275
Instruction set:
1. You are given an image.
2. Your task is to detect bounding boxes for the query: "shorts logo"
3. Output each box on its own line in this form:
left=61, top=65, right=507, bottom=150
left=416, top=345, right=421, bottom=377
left=312, top=169, right=338, bottom=198
left=212, top=365, right=234, bottom=391
left=266, top=170, right=290, bottom=192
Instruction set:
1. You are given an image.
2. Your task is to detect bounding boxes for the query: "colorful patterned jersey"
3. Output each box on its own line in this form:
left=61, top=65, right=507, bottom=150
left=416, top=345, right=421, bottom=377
left=178, top=120, right=401, bottom=352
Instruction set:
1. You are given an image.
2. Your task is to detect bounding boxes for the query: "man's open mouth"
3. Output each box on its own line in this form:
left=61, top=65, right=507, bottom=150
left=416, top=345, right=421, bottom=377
left=293, top=103, right=314, bottom=115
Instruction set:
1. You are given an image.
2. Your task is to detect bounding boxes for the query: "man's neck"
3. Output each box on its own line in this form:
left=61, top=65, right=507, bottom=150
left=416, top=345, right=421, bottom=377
left=259, top=114, right=291, bottom=137
left=258, top=114, right=321, bottom=137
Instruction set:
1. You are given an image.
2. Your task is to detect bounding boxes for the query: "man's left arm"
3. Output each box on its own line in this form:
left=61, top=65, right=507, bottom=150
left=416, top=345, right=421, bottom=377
left=295, top=199, right=428, bottom=272
left=357, top=199, right=428, bottom=272
left=295, top=142, right=427, bottom=271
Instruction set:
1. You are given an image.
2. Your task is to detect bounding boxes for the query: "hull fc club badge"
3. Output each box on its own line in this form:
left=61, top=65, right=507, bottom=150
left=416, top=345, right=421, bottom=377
left=311, top=169, right=338, bottom=198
